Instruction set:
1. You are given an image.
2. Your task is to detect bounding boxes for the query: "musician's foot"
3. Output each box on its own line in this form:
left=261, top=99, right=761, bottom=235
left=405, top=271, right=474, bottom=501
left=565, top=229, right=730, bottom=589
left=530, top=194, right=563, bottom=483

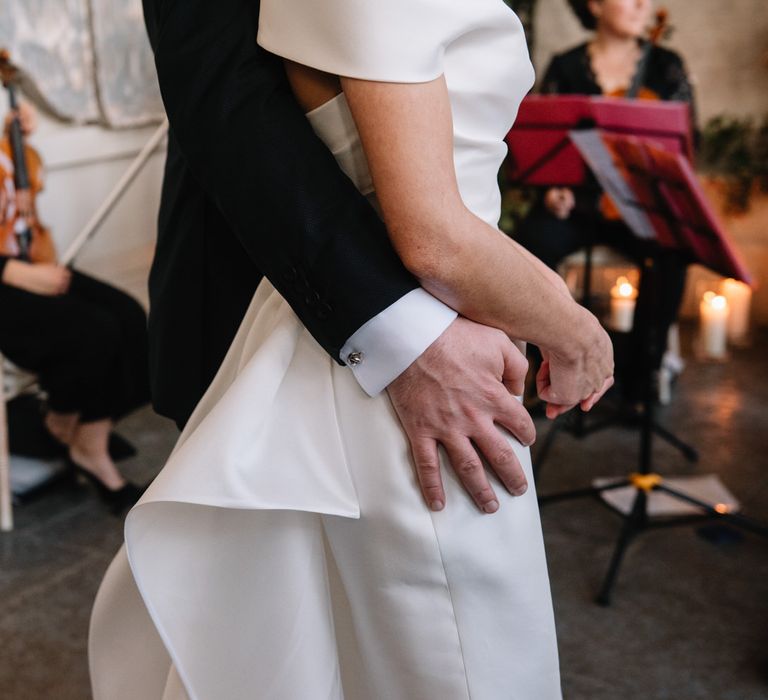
left=68, top=419, right=127, bottom=491
left=68, top=445, right=127, bottom=491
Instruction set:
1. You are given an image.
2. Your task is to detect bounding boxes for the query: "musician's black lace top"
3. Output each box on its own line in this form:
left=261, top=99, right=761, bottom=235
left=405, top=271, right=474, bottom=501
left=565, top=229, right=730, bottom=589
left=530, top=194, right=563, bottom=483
left=540, top=40, right=696, bottom=123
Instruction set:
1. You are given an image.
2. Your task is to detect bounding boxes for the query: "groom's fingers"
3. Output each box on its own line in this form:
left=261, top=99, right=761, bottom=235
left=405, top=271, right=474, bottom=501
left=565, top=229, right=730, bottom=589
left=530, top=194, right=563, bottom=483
left=500, top=340, right=529, bottom=396
left=409, top=436, right=446, bottom=512
left=443, top=438, right=500, bottom=514
left=472, top=425, right=528, bottom=497
left=387, top=318, right=536, bottom=515
left=493, top=390, right=536, bottom=448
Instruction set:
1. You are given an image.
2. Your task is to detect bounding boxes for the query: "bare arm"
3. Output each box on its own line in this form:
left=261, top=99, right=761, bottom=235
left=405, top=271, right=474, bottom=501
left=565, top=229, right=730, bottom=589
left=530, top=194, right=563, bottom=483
left=283, top=63, right=539, bottom=512
left=341, top=75, right=613, bottom=405
left=283, top=65, right=575, bottom=331
left=1, top=260, right=71, bottom=296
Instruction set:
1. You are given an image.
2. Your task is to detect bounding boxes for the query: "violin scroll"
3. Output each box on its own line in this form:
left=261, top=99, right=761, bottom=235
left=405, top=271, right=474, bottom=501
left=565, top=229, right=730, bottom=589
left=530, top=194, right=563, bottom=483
left=0, top=49, right=20, bottom=90
left=648, top=8, right=672, bottom=46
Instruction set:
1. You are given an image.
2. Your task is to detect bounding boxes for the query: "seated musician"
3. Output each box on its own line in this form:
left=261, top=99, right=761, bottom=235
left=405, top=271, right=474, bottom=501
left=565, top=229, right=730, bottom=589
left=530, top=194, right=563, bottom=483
left=0, top=101, right=149, bottom=511
left=514, top=0, right=696, bottom=401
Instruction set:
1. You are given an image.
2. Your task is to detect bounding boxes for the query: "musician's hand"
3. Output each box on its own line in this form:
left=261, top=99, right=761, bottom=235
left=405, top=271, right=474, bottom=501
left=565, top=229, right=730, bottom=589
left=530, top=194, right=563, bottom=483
left=1, top=260, right=71, bottom=296
left=544, top=187, right=575, bottom=220
left=14, top=189, right=34, bottom=220
left=28, top=263, right=71, bottom=296
left=537, top=308, right=614, bottom=419
left=3, top=101, right=37, bottom=137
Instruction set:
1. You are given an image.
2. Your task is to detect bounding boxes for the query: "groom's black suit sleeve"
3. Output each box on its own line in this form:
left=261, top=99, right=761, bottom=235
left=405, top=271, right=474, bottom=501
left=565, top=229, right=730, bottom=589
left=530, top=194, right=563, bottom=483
left=142, top=0, right=419, bottom=423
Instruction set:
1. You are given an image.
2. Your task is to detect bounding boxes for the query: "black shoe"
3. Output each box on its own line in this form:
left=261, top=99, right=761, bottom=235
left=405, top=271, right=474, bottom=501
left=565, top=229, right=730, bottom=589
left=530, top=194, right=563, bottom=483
left=66, top=457, right=145, bottom=515
left=107, top=433, right=138, bottom=461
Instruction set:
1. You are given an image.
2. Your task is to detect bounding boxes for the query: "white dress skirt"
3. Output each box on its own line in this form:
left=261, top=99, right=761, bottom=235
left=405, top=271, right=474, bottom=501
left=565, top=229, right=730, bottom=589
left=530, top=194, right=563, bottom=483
left=89, top=1, right=563, bottom=698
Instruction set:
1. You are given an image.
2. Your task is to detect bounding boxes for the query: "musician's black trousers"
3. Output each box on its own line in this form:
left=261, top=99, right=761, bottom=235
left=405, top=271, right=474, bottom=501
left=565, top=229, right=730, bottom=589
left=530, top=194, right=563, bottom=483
left=514, top=205, right=689, bottom=396
left=0, top=269, right=150, bottom=423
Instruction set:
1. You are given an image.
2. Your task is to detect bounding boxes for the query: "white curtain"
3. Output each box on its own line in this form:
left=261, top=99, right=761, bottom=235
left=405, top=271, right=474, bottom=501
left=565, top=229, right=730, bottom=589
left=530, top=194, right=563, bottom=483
left=0, top=0, right=163, bottom=127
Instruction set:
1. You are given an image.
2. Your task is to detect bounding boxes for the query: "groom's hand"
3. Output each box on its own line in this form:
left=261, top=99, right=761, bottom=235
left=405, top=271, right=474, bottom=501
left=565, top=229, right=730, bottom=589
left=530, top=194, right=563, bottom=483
left=387, top=317, right=535, bottom=514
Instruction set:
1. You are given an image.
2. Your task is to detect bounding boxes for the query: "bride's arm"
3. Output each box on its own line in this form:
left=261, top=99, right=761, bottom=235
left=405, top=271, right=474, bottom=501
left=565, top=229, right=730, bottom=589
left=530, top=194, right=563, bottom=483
left=340, top=75, right=613, bottom=405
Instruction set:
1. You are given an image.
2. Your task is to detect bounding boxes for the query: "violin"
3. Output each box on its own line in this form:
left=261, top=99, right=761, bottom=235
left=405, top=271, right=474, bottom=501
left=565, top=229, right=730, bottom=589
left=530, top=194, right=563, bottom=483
left=600, top=8, right=671, bottom=219
left=0, top=49, right=57, bottom=263
left=606, top=9, right=670, bottom=101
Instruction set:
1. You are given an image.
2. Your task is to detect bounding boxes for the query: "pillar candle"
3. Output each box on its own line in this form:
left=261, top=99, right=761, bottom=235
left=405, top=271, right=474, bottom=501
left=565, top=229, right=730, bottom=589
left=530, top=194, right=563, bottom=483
left=699, top=292, right=729, bottom=359
left=610, top=276, right=637, bottom=332
left=720, top=278, right=752, bottom=343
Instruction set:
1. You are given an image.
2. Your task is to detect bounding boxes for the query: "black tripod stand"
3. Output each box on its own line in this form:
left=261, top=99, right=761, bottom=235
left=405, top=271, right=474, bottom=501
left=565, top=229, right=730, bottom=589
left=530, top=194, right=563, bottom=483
left=537, top=254, right=768, bottom=606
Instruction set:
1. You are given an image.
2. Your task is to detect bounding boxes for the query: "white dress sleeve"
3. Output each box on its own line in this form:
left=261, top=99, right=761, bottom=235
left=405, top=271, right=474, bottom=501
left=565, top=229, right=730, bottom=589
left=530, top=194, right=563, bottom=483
left=257, top=0, right=465, bottom=83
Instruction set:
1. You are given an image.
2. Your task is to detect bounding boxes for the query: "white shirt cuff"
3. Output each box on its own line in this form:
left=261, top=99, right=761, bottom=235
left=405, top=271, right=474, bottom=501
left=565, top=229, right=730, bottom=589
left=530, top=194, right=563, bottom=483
left=340, top=288, right=458, bottom=397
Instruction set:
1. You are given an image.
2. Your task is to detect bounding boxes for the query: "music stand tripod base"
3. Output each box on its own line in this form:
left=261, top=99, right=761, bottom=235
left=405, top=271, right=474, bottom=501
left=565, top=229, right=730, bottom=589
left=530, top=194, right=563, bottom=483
left=592, top=473, right=767, bottom=607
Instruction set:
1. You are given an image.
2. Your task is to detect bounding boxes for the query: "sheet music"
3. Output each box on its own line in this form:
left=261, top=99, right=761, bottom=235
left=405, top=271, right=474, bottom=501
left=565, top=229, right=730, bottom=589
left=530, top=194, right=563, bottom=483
left=569, top=130, right=657, bottom=240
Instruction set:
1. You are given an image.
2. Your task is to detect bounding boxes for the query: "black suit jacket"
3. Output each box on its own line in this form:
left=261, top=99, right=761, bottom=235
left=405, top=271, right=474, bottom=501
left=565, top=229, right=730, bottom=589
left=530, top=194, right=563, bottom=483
left=142, top=0, right=418, bottom=427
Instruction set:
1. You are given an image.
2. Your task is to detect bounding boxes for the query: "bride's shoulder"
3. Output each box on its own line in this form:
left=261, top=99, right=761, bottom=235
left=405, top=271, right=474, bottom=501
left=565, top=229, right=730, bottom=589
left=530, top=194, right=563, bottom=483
left=257, top=0, right=476, bottom=83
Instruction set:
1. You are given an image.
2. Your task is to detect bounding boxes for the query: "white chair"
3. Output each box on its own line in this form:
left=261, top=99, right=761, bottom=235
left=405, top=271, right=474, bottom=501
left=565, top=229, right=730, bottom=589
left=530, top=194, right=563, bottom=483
left=0, top=355, right=40, bottom=532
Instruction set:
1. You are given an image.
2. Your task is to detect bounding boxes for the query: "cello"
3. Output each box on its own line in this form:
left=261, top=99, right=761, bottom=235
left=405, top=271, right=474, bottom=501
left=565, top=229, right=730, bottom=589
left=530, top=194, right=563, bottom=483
left=0, top=49, right=57, bottom=264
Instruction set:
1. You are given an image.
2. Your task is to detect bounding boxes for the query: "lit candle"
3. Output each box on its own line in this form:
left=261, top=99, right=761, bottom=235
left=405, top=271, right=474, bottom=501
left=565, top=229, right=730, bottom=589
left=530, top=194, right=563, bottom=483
left=720, top=278, right=752, bottom=344
left=610, top=276, right=638, bottom=332
left=699, top=292, right=729, bottom=359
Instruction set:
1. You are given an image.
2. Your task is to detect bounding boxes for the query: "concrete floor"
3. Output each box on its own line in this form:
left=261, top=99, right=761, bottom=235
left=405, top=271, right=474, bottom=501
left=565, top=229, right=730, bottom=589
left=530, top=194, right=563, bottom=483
left=1, top=326, right=766, bottom=700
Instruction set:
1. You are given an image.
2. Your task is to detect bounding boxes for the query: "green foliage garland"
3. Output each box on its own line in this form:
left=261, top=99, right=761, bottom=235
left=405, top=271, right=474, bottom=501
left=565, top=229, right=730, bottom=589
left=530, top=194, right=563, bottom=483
left=698, top=115, right=768, bottom=213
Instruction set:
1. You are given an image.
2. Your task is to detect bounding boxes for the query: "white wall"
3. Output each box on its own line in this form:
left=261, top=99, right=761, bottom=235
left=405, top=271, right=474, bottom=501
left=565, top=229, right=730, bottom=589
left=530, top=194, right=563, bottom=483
left=12, top=109, right=167, bottom=308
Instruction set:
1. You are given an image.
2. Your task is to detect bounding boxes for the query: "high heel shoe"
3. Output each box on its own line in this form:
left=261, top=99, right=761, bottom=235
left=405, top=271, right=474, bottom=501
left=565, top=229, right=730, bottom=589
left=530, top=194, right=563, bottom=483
left=65, top=457, right=145, bottom=515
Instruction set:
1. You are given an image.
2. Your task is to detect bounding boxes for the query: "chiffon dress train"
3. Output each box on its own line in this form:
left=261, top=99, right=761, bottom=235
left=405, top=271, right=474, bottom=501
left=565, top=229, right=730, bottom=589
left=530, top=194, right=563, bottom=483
left=89, top=1, right=562, bottom=697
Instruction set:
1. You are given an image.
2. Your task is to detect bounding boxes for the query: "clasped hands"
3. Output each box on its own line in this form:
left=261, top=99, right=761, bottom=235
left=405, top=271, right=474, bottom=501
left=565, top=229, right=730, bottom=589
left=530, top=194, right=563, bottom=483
left=387, top=315, right=613, bottom=514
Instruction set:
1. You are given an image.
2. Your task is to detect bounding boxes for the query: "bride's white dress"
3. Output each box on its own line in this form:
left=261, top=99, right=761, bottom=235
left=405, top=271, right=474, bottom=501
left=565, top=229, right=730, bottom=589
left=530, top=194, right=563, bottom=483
left=89, top=1, right=562, bottom=698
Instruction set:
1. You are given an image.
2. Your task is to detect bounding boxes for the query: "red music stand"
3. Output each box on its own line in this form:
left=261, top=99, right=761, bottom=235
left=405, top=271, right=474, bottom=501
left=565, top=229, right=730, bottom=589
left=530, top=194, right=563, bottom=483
left=505, top=95, right=693, bottom=187
left=505, top=96, right=696, bottom=323
left=569, top=130, right=752, bottom=284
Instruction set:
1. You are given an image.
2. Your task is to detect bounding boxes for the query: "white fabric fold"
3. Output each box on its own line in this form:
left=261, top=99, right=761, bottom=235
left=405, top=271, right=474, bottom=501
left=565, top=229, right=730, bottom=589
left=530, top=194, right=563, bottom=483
left=134, top=283, right=359, bottom=518
left=91, top=282, right=362, bottom=700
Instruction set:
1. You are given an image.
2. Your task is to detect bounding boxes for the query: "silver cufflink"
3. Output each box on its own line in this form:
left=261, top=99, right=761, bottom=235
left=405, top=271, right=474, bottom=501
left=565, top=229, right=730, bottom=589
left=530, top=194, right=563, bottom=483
left=347, top=351, right=364, bottom=366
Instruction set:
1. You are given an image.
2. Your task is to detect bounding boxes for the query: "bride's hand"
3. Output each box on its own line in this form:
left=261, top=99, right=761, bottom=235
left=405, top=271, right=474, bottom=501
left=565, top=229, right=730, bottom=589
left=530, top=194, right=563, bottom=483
left=387, top=317, right=535, bottom=515
left=536, top=310, right=614, bottom=419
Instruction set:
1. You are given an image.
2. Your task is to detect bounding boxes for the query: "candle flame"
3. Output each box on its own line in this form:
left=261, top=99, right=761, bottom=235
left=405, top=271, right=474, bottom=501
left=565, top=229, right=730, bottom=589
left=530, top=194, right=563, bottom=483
left=703, top=291, right=716, bottom=302
left=711, top=295, right=728, bottom=311
left=612, top=276, right=636, bottom=299
left=714, top=503, right=730, bottom=514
